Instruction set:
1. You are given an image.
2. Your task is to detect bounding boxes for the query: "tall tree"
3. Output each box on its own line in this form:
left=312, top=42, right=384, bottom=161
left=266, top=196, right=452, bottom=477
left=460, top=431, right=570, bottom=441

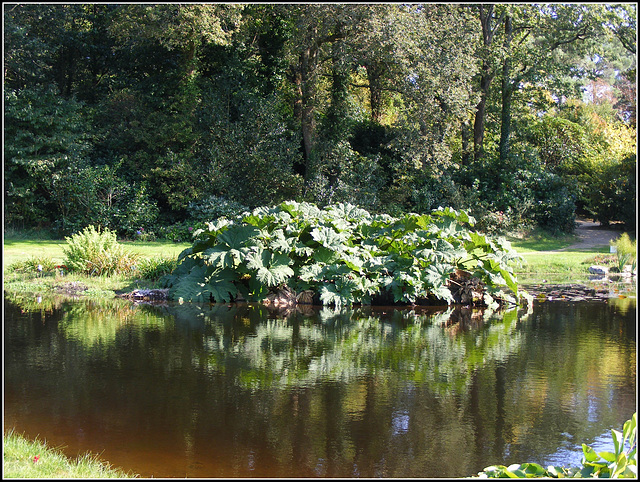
left=497, top=4, right=634, bottom=165
left=471, top=4, right=507, bottom=163
left=280, top=4, right=365, bottom=181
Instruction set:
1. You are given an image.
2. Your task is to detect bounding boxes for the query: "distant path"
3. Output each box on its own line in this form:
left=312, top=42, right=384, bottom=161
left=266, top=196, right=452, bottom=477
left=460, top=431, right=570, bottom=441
left=558, top=218, right=624, bottom=251
left=524, top=218, right=624, bottom=255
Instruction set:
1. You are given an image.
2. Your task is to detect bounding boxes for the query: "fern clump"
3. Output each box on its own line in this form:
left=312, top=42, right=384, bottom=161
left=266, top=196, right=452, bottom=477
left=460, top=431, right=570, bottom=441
left=63, top=225, right=139, bottom=276
left=611, top=233, right=637, bottom=273
left=162, top=201, right=526, bottom=307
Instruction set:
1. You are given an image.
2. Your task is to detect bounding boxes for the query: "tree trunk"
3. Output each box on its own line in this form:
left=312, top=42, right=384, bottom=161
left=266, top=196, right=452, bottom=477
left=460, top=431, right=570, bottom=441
left=473, top=66, right=494, bottom=163
left=365, top=61, right=385, bottom=124
left=291, top=47, right=318, bottom=181
left=498, top=15, right=513, bottom=166
left=472, top=5, right=505, bottom=164
left=300, top=47, right=317, bottom=183
left=461, top=119, right=472, bottom=166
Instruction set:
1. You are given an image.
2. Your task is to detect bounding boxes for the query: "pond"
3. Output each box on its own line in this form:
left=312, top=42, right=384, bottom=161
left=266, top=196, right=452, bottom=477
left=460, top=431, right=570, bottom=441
left=3, top=293, right=636, bottom=478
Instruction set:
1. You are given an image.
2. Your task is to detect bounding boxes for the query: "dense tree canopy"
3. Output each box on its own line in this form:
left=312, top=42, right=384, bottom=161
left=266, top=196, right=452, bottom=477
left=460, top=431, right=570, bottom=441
left=3, top=3, right=636, bottom=237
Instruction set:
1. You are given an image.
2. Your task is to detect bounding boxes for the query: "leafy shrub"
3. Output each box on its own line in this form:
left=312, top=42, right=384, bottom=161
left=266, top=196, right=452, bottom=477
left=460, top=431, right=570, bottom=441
left=475, top=412, right=637, bottom=478
left=63, top=225, right=139, bottom=276
left=133, top=227, right=157, bottom=242
left=4, top=84, right=90, bottom=231
left=162, top=201, right=526, bottom=307
left=456, top=171, right=535, bottom=236
left=578, top=154, right=636, bottom=230
left=136, top=256, right=178, bottom=281
left=157, top=222, right=205, bottom=243
left=455, top=157, right=577, bottom=236
left=187, top=195, right=249, bottom=222
left=611, top=233, right=637, bottom=273
left=530, top=171, right=577, bottom=234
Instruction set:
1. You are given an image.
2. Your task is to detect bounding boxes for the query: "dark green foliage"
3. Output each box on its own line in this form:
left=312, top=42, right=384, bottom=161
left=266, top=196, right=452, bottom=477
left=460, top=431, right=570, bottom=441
left=162, top=201, right=525, bottom=307
left=3, top=4, right=635, bottom=237
left=187, top=196, right=249, bottom=222
left=136, top=256, right=178, bottom=281
left=4, top=84, right=91, bottom=230
left=529, top=171, right=578, bottom=234
left=582, top=154, right=636, bottom=230
left=454, top=157, right=578, bottom=235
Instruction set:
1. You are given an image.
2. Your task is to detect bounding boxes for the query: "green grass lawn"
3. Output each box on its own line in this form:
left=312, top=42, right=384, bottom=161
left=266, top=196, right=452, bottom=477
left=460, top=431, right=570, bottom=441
left=507, top=231, right=578, bottom=252
left=3, top=238, right=191, bottom=268
left=3, top=237, right=192, bottom=296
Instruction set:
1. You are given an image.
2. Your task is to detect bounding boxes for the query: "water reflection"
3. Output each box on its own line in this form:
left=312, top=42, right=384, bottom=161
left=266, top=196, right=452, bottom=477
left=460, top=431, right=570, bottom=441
left=3, top=295, right=636, bottom=478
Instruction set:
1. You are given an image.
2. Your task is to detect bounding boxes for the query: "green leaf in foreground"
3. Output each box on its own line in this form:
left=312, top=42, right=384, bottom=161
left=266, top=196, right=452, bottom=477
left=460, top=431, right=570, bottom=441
left=475, top=412, right=637, bottom=478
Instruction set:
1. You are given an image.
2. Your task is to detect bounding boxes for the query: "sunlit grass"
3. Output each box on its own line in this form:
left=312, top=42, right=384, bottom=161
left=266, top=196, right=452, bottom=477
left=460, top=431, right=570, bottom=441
left=513, top=247, right=613, bottom=274
left=507, top=231, right=578, bottom=252
left=3, top=429, right=137, bottom=478
left=3, top=237, right=190, bottom=271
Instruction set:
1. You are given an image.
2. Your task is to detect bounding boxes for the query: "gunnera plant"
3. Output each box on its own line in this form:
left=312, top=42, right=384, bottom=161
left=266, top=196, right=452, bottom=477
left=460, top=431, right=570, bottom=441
left=162, top=201, right=527, bottom=307
left=63, top=225, right=139, bottom=276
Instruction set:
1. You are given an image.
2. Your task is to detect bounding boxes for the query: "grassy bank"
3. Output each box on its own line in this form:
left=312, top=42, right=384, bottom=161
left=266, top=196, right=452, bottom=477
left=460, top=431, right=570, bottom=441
left=3, top=237, right=191, bottom=297
left=514, top=248, right=616, bottom=280
left=3, top=429, right=137, bottom=478
left=2, top=233, right=628, bottom=297
left=3, top=237, right=190, bottom=268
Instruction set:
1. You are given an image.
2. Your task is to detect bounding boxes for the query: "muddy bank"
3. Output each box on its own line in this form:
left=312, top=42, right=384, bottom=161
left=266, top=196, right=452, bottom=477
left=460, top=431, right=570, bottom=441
left=521, top=282, right=635, bottom=302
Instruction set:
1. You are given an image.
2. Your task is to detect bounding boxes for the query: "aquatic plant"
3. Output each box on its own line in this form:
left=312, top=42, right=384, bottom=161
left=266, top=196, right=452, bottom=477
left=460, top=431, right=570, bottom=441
left=611, top=233, right=637, bottom=273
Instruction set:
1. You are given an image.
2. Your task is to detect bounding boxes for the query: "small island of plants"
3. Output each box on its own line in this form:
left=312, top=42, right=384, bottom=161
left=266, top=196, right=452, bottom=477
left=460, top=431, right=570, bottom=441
left=161, top=201, right=528, bottom=308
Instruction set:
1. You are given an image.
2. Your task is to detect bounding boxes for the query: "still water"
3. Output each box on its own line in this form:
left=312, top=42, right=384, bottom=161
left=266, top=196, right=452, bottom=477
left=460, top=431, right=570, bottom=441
left=3, top=294, right=636, bottom=478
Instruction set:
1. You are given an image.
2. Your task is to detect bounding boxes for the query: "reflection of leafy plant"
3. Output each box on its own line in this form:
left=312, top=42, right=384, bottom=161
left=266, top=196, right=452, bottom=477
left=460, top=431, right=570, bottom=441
left=475, top=412, right=637, bottom=478
left=4, top=293, right=68, bottom=313
left=58, top=298, right=166, bottom=348
left=178, top=302, right=528, bottom=392
left=162, top=201, right=525, bottom=306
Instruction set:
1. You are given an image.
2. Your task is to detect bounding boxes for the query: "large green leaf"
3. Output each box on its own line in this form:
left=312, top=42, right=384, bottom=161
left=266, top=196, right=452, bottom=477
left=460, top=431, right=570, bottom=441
left=245, top=247, right=294, bottom=287
left=203, top=245, right=244, bottom=269
left=205, top=269, right=239, bottom=303
left=319, top=276, right=359, bottom=307
left=423, top=264, right=454, bottom=302
left=217, top=224, right=261, bottom=249
left=310, top=225, right=348, bottom=250
left=168, top=264, right=212, bottom=303
left=267, top=228, right=296, bottom=254
left=313, top=246, right=340, bottom=265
